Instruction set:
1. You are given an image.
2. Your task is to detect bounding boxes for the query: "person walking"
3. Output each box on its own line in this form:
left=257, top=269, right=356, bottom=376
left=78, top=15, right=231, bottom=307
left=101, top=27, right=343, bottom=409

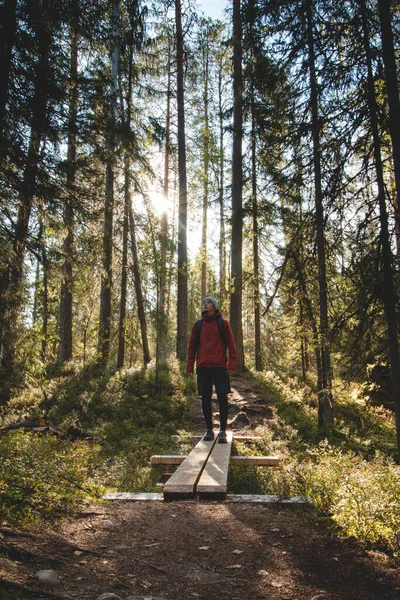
left=186, top=296, right=237, bottom=443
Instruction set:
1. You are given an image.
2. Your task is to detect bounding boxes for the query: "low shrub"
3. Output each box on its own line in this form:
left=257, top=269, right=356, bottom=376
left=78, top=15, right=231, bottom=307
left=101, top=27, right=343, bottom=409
left=331, top=455, right=400, bottom=552
left=0, top=357, right=193, bottom=527
left=0, top=433, right=102, bottom=526
left=251, top=370, right=400, bottom=555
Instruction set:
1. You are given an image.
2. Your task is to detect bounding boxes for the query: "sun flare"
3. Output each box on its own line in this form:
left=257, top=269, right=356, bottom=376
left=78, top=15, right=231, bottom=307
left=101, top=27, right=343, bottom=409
left=148, top=191, right=170, bottom=216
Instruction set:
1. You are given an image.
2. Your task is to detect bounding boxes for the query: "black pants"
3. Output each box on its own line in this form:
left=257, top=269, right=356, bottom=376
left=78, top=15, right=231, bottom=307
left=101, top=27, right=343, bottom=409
left=197, top=367, right=230, bottom=431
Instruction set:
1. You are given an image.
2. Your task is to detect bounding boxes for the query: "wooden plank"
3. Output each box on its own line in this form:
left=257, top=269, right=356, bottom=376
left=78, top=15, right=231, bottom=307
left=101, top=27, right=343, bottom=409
left=171, top=434, right=260, bottom=443
left=196, top=431, right=233, bottom=500
left=103, top=492, right=163, bottom=501
left=227, top=494, right=312, bottom=505
left=163, top=435, right=217, bottom=500
left=151, top=455, right=280, bottom=466
left=102, top=492, right=311, bottom=505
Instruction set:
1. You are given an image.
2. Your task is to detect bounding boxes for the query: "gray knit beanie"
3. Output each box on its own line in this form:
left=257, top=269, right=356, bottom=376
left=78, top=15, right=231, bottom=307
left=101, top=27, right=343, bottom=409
left=203, top=296, right=218, bottom=310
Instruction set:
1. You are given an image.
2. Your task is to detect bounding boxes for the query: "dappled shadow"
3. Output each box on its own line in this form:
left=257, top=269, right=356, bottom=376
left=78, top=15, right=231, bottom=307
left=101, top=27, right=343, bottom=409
left=226, top=501, right=400, bottom=600
left=42, top=500, right=400, bottom=600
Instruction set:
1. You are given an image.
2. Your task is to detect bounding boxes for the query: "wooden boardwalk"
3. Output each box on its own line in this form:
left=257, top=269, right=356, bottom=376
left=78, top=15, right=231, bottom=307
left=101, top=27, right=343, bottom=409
left=151, top=454, right=280, bottom=466
left=196, top=431, right=233, bottom=499
left=102, top=437, right=300, bottom=503
left=163, top=435, right=217, bottom=500
left=161, top=432, right=278, bottom=501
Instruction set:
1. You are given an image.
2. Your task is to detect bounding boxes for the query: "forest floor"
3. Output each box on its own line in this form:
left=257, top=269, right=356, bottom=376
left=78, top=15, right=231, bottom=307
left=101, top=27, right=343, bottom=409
left=1, top=376, right=400, bottom=600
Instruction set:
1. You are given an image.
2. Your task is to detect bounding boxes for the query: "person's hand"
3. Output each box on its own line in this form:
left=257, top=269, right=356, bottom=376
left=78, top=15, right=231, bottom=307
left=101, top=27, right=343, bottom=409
left=228, top=369, right=235, bottom=375
left=187, top=372, right=194, bottom=377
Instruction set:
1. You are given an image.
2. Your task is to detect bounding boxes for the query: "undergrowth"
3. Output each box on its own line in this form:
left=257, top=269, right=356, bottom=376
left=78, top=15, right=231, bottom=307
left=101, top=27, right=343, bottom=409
left=1, top=359, right=399, bottom=557
left=250, top=370, right=400, bottom=555
left=0, top=357, right=192, bottom=526
left=0, top=434, right=101, bottom=525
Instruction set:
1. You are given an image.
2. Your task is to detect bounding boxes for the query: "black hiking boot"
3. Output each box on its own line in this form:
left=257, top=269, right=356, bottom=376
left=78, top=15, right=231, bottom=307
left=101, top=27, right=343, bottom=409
left=217, top=430, right=227, bottom=443
left=203, top=430, right=215, bottom=441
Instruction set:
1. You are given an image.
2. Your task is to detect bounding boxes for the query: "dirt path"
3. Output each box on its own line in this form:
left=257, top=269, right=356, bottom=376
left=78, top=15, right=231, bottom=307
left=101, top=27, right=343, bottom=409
left=1, top=377, right=399, bottom=600
left=190, top=375, right=274, bottom=435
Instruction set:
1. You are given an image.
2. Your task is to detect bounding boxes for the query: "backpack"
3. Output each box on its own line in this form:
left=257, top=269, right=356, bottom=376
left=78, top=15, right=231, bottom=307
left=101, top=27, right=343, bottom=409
left=195, top=316, right=227, bottom=355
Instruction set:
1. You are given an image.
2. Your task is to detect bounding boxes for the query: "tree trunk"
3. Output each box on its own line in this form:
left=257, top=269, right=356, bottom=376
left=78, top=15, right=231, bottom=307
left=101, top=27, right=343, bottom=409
left=0, top=0, right=17, bottom=136
left=157, top=45, right=172, bottom=367
left=98, top=0, right=120, bottom=364
left=40, top=218, right=48, bottom=361
left=201, top=34, right=210, bottom=304
left=377, top=0, right=400, bottom=239
left=305, top=0, right=333, bottom=427
left=298, top=184, right=309, bottom=378
left=117, top=156, right=129, bottom=369
left=59, top=5, right=78, bottom=362
left=117, top=12, right=135, bottom=370
left=166, top=161, right=178, bottom=319
left=0, top=0, right=53, bottom=390
left=360, top=0, right=400, bottom=455
left=218, top=56, right=227, bottom=309
left=33, top=255, right=40, bottom=325
left=129, top=203, right=151, bottom=365
left=247, top=2, right=261, bottom=371
left=291, top=250, right=322, bottom=388
left=230, top=0, right=245, bottom=371
left=251, top=91, right=262, bottom=371
left=175, top=0, right=188, bottom=359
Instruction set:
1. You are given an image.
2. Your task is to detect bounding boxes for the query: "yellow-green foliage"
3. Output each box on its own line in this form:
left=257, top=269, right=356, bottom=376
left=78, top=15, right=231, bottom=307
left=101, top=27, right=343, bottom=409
left=252, top=370, right=400, bottom=555
left=0, top=433, right=101, bottom=526
left=284, top=446, right=400, bottom=553
left=331, top=455, right=400, bottom=552
left=0, top=358, right=192, bottom=522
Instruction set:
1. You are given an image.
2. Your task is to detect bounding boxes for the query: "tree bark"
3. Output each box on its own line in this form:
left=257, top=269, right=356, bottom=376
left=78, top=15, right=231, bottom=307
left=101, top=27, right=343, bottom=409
left=0, top=0, right=53, bottom=390
left=58, top=3, right=78, bottom=362
left=117, top=156, right=130, bottom=369
left=117, top=12, right=135, bottom=370
left=305, top=0, right=333, bottom=427
left=98, top=0, right=120, bottom=364
left=0, top=0, right=17, bottom=136
left=0, top=0, right=15, bottom=351
left=40, top=217, right=48, bottom=361
left=218, top=55, right=227, bottom=309
left=360, top=0, right=400, bottom=455
left=129, top=203, right=151, bottom=366
left=251, top=90, right=262, bottom=371
left=201, top=31, right=210, bottom=303
left=175, top=0, right=188, bottom=359
left=377, top=0, right=400, bottom=240
left=230, top=0, right=245, bottom=371
left=157, top=45, right=172, bottom=367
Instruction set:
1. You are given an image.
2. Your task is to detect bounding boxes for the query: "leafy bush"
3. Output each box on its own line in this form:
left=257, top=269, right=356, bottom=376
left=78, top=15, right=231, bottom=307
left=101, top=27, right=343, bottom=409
left=251, top=370, right=400, bottom=555
left=0, top=357, right=192, bottom=526
left=331, top=456, right=400, bottom=552
left=0, top=433, right=102, bottom=525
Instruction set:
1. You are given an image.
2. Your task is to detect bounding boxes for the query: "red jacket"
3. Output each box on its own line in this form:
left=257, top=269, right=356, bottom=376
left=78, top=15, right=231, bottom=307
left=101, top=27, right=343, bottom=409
left=186, top=310, right=237, bottom=374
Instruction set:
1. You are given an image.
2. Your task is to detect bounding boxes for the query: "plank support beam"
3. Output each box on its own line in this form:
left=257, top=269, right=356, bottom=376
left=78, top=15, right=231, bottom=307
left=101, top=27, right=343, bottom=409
left=171, top=434, right=260, bottom=443
left=151, top=455, right=280, bottom=466
left=102, top=492, right=312, bottom=505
